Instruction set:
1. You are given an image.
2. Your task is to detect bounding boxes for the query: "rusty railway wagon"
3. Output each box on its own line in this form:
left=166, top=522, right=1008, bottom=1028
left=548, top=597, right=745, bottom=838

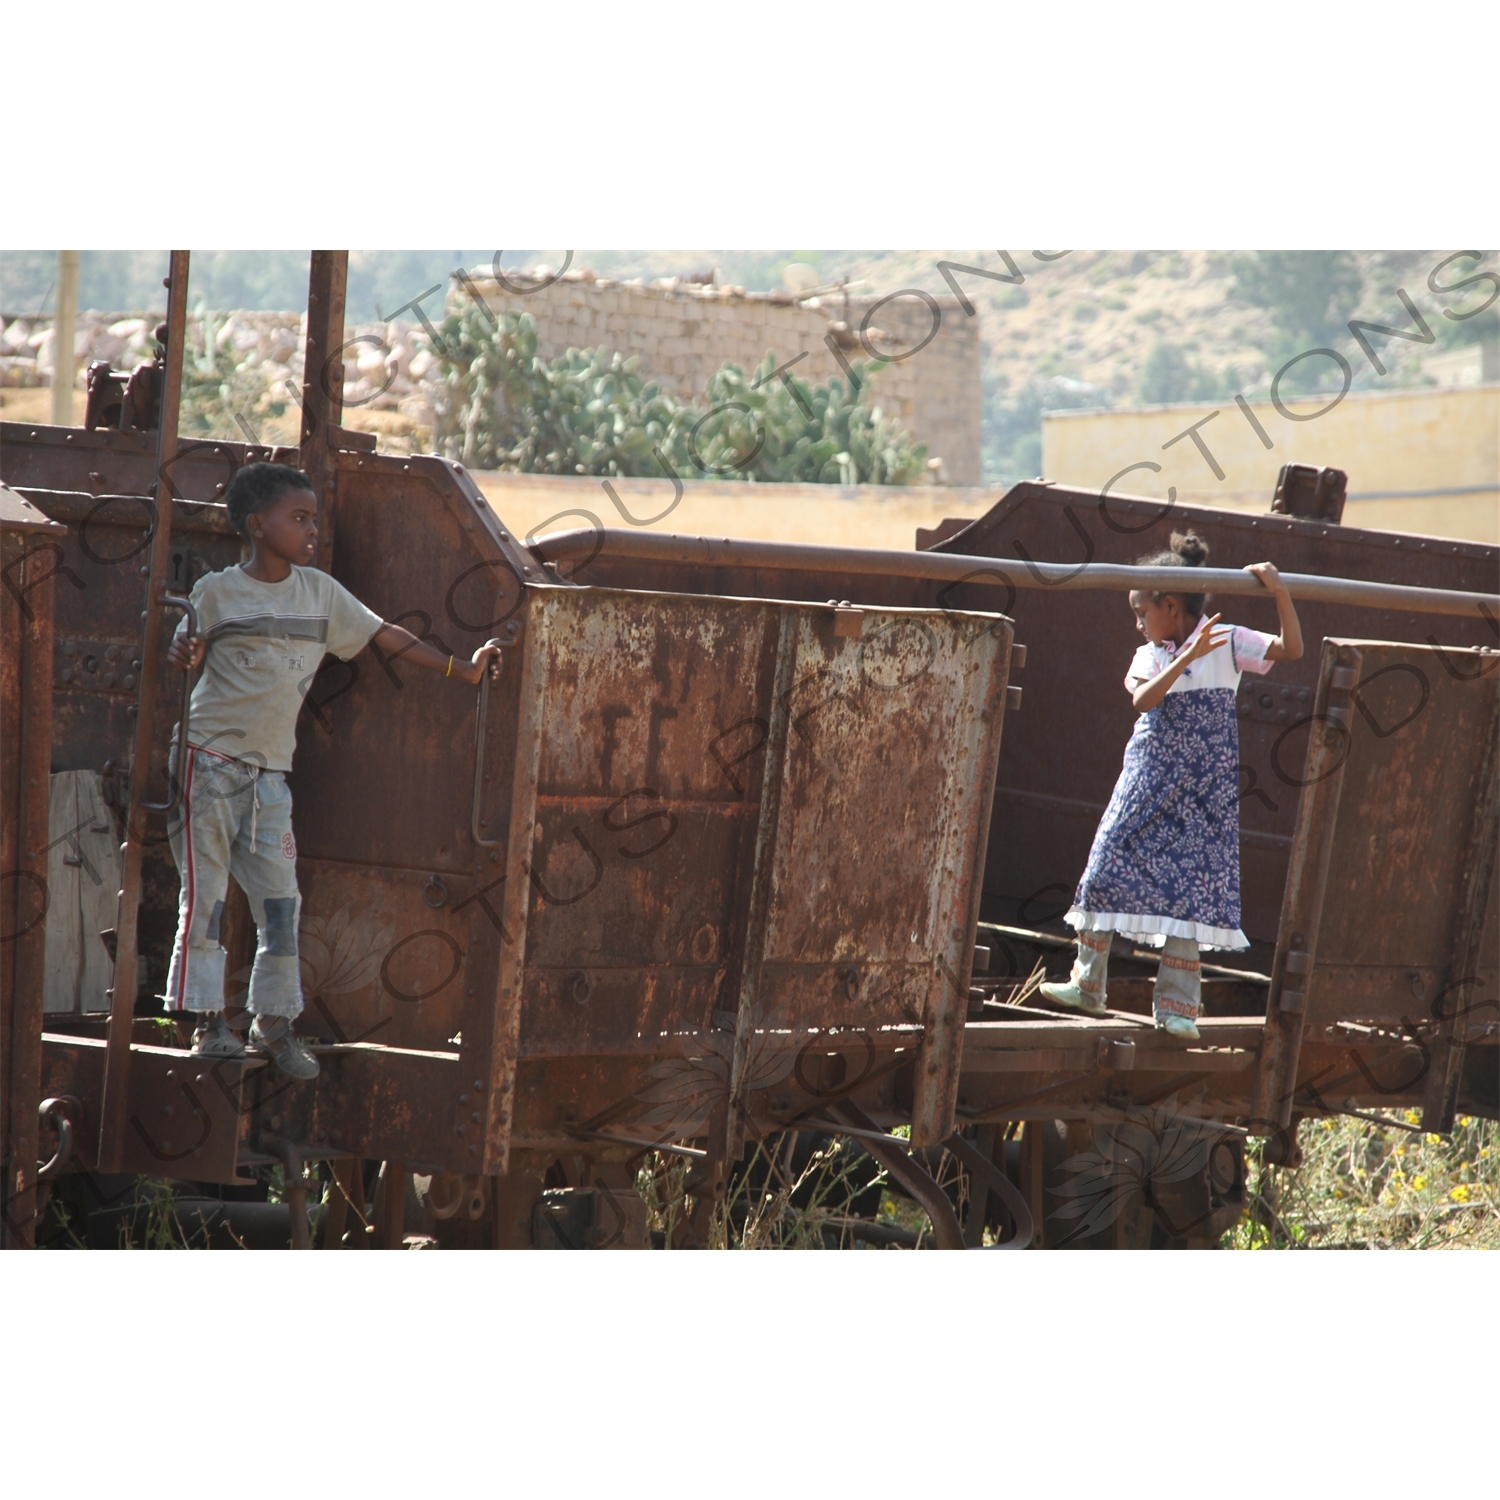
left=2, top=252, right=1496, bottom=1250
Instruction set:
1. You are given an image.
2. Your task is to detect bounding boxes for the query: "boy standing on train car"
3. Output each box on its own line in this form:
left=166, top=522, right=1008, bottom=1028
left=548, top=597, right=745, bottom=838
left=163, top=462, right=501, bottom=1078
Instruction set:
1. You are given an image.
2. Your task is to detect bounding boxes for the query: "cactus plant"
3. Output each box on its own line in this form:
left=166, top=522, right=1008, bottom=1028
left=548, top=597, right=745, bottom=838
left=429, top=303, right=928, bottom=483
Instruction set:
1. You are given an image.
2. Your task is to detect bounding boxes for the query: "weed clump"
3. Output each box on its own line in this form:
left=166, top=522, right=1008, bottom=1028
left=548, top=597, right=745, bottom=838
left=1226, top=1112, right=1500, bottom=1250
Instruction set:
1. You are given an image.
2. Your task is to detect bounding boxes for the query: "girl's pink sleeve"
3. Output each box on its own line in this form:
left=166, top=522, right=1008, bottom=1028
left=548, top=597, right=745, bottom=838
left=1232, top=626, right=1277, bottom=676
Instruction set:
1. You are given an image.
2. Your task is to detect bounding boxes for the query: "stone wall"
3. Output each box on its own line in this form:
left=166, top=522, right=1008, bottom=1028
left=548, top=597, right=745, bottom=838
left=455, top=271, right=982, bottom=484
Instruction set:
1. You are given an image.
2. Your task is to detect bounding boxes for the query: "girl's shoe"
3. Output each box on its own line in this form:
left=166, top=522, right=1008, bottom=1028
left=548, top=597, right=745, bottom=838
left=1155, top=1013, right=1201, bottom=1041
left=1038, top=980, right=1108, bottom=1016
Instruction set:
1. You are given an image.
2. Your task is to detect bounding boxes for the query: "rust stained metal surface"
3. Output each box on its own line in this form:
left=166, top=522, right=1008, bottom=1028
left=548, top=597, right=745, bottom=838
left=39, top=1033, right=246, bottom=1183
left=240, top=442, right=1009, bottom=1170
left=487, top=584, right=1012, bottom=1159
left=281, top=445, right=538, bottom=1177
left=946, top=1023, right=1448, bottom=1134
left=1253, top=638, right=1500, bottom=1131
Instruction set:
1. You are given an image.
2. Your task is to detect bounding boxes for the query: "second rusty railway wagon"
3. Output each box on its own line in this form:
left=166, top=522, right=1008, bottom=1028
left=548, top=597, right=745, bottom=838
left=2, top=250, right=1496, bottom=1250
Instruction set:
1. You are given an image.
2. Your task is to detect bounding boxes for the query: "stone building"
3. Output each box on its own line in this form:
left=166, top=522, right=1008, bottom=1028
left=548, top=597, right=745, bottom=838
left=453, top=268, right=983, bottom=485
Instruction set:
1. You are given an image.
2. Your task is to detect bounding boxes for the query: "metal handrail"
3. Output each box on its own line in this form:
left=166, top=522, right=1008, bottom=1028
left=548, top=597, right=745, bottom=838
left=143, top=592, right=197, bottom=814
left=36, top=1097, right=78, bottom=1182
left=528, top=527, right=1500, bottom=622
left=470, top=636, right=509, bottom=848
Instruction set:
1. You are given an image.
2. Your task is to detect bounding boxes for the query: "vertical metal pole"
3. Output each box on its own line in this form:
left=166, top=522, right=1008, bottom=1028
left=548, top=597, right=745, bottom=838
left=962, top=1123, right=997, bottom=1247
left=375, top=1160, right=405, bottom=1249
left=0, top=531, right=19, bottom=1242
left=300, top=252, right=348, bottom=574
left=1023, top=1121, right=1045, bottom=1249
left=1250, top=644, right=1362, bottom=1135
left=50, top=251, right=79, bottom=428
left=97, top=251, right=190, bottom=1171
left=0, top=508, right=63, bottom=1248
left=6, top=550, right=55, bottom=1245
left=1423, top=683, right=1500, bottom=1129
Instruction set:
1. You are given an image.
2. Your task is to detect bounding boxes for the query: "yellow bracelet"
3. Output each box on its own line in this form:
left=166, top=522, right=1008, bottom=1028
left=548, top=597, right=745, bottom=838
left=445, top=654, right=453, bottom=677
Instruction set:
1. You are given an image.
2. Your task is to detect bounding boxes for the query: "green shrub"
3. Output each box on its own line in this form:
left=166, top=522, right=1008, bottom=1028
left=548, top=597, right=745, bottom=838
left=178, top=306, right=290, bottom=440
left=1137, top=339, right=1226, bottom=403
left=688, top=355, right=929, bottom=486
left=430, top=303, right=928, bottom=485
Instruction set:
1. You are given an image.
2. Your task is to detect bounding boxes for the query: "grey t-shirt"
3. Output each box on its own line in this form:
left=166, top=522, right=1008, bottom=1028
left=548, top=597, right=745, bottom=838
left=174, top=564, right=384, bottom=771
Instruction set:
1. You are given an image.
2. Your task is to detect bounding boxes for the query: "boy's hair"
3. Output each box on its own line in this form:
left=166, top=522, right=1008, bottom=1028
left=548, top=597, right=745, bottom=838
left=1136, top=529, right=1210, bottom=618
left=225, top=462, right=314, bottom=540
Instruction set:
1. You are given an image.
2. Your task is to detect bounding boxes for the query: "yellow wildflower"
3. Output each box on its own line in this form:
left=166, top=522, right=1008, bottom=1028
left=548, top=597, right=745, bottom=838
left=1451, top=1184, right=1471, bottom=1203
left=1404, top=1108, right=1420, bottom=1124
left=1481, top=1147, right=1492, bottom=1159
left=1333, top=1188, right=1344, bottom=1199
left=1424, top=1132, right=1443, bottom=1145
left=1394, top=1146, right=1405, bottom=1157
left=1412, top=1174, right=1427, bottom=1190
left=1459, top=1116, right=1474, bottom=1127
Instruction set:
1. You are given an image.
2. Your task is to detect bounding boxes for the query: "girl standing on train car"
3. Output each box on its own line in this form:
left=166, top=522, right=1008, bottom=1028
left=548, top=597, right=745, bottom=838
left=1040, top=530, right=1303, bottom=1039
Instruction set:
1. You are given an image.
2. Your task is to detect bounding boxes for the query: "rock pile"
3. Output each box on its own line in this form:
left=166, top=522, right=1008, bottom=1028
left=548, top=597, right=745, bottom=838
left=0, top=308, right=438, bottom=436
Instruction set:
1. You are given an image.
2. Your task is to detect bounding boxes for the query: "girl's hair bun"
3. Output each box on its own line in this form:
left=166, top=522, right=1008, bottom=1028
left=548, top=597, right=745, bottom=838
left=1135, top=528, right=1211, bottom=617
left=1169, top=529, right=1209, bottom=567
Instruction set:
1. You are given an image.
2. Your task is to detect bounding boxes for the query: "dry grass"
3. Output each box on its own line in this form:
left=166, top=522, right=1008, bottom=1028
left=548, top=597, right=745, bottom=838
left=1228, top=1111, right=1500, bottom=1250
left=636, top=1134, right=968, bottom=1250
left=0, top=386, right=58, bottom=424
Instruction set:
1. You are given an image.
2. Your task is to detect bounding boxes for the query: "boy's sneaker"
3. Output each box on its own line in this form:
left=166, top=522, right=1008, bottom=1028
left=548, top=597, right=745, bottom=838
left=190, top=1012, right=246, bottom=1059
left=249, top=1016, right=320, bottom=1080
left=1155, top=1013, right=1201, bottom=1041
left=1038, top=980, right=1108, bottom=1016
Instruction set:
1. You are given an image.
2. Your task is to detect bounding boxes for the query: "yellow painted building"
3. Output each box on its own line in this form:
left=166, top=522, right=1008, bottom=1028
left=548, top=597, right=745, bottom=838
left=1041, top=384, right=1499, bottom=544
left=471, top=470, right=978, bottom=552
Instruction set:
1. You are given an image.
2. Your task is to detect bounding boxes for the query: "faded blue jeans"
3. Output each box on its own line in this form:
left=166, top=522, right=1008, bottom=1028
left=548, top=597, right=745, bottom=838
left=164, top=746, right=304, bottom=1018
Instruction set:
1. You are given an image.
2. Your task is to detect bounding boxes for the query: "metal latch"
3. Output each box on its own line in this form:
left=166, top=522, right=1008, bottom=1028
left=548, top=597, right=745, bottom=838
left=829, top=600, right=864, bottom=637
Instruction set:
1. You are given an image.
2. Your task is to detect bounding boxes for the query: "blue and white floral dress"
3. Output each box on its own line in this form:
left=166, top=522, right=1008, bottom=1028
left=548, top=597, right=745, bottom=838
left=1066, top=618, right=1277, bottom=952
